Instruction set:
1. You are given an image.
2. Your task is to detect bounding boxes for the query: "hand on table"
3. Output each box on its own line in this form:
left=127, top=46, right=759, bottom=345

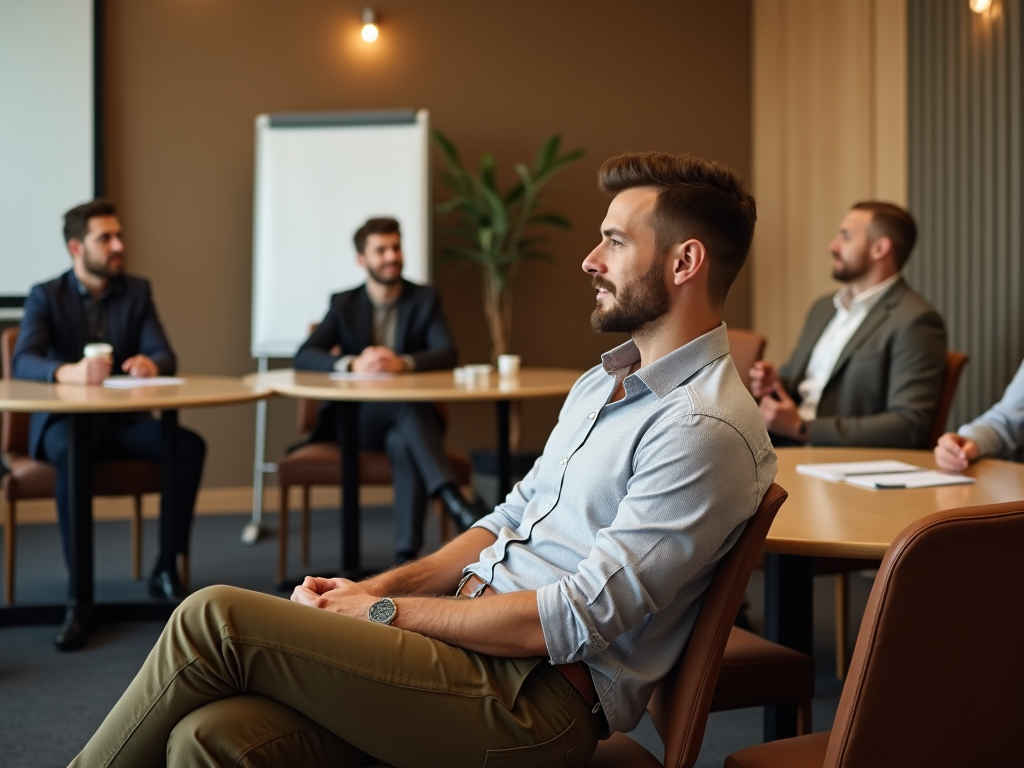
left=749, top=361, right=778, bottom=400
left=56, top=356, right=112, bottom=385
left=758, top=382, right=807, bottom=441
left=121, top=354, right=158, bottom=377
left=291, top=576, right=376, bottom=618
left=352, top=347, right=408, bottom=373
left=934, top=433, right=979, bottom=472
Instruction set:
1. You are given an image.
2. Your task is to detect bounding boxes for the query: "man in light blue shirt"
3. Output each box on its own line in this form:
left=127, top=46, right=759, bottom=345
left=70, top=153, right=776, bottom=768
left=935, top=358, right=1024, bottom=470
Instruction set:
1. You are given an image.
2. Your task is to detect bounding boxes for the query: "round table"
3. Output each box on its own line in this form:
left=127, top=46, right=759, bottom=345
left=761, top=446, right=1024, bottom=738
left=0, top=375, right=270, bottom=629
left=244, top=367, right=581, bottom=576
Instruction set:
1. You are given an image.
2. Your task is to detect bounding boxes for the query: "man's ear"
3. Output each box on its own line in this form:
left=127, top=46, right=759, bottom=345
left=67, top=238, right=84, bottom=259
left=670, top=239, right=707, bottom=287
left=356, top=252, right=367, bottom=269
left=870, top=235, right=894, bottom=262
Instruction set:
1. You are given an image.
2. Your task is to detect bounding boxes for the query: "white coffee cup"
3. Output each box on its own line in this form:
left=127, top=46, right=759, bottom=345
left=83, top=342, right=114, bottom=359
left=497, top=354, right=521, bottom=377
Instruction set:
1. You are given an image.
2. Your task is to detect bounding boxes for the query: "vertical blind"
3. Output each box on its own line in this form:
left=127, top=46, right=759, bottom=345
left=907, top=0, right=1024, bottom=432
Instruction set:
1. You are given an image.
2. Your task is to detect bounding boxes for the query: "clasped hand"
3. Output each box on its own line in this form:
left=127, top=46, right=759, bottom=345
left=352, top=346, right=407, bottom=373
left=290, top=576, right=376, bottom=618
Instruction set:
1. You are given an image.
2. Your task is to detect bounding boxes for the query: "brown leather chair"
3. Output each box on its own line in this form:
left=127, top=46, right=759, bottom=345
left=727, top=328, right=767, bottom=394
left=587, top=483, right=790, bottom=768
left=1, top=328, right=163, bottom=604
left=725, top=499, right=1024, bottom=768
left=826, top=349, right=969, bottom=678
left=275, top=391, right=472, bottom=583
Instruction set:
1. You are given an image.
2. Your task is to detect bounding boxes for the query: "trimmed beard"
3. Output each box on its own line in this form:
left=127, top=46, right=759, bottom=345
left=590, top=255, right=670, bottom=334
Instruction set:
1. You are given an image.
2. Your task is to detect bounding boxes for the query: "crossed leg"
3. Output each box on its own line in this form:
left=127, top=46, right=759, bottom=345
left=69, top=586, right=599, bottom=768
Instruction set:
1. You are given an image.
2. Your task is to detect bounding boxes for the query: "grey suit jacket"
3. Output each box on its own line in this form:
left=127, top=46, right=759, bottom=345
left=778, top=277, right=947, bottom=448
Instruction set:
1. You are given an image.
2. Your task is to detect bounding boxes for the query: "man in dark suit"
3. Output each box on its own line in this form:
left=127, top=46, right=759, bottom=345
left=750, top=202, right=947, bottom=447
left=294, top=217, right=480, bottom=563
left=12, top=199, right=206, bottom=650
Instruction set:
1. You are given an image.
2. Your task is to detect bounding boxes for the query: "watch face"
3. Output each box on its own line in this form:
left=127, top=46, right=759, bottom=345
left=368, top=598, right=396, bottom=624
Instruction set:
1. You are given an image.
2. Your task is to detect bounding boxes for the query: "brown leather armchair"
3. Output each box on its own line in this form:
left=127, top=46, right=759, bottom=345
left=726, top=498, right=1024, bottom=768
left=588, top=484, right=790, bottom=768
left=1, top=328, right=163, bottom=604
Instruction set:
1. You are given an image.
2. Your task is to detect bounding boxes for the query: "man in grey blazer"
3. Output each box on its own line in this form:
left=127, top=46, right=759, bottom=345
left=294, top=217, right=481, bottom=563
left=751, top=202, right=947, bottom=447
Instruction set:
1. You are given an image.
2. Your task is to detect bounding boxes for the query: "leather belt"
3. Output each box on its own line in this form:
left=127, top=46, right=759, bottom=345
left=456, top=573, right=600, bottom=712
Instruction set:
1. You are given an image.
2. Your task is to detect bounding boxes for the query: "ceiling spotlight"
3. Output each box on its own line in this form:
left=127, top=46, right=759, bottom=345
left=970, top=0, right=992, bottom=13
left=361, top=8, right=379, bottom=42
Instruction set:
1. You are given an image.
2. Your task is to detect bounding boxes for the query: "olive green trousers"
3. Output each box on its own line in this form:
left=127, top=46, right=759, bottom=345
left=68, top=586, right=601, bottom=768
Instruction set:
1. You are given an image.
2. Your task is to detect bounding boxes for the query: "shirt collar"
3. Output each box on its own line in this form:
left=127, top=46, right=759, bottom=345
left=834, top=272, right=901, bottom=313
left=72, top=270, right=122, bottom=301
left=600, top=323, right=731, bottom=399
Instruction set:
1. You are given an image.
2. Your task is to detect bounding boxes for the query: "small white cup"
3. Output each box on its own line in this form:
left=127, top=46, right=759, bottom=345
left=83, top=342, right=113, bottom=360
left=497, top=354, right=521, bottom=377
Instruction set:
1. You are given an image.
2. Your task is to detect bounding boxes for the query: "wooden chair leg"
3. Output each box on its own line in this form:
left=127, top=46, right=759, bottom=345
left=277, top=484, right=289, bottom=585
left=300, top=486, right=310, bottom=568
left=435, top=498, right=452, bottom=542
left=177, top=552, right=190, bottom=589
left=131, top=495, right=143, bottom=580
left=4, top=499, right=15, bottom=605
left=797, top=697, right=813, bottom=736
left=835, top=572, right=849, bottom=680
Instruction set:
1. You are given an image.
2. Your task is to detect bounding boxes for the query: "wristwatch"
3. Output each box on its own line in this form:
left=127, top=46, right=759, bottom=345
left=368, top=597, right=397, bottom=625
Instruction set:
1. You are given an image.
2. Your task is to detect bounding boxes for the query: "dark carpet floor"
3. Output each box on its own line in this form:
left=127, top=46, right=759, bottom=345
left=0, top=506, right=871, bottom=767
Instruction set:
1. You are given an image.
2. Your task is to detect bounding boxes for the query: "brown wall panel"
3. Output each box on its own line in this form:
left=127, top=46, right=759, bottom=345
left=101, top=0, right=753, bottom=488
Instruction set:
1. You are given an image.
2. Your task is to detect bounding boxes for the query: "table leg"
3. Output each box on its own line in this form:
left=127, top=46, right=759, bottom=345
left=496, top=400, right=511, bottom=500
left=67, top=413, right=94, bottom=610
left=339, top=401, right=361, bottom=576
left=160, top=410, right=179, bottom=574
left=763, top=552, right=814, bottom=741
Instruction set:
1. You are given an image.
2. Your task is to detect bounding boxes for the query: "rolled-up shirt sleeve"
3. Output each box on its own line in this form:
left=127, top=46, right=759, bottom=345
left=536, top=413, right=762, bottom=664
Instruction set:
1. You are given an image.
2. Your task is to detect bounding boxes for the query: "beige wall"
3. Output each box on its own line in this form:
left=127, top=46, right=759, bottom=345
left=102, top=0, right=755, bottom=489
left=751, top=0, right=907, bottom=365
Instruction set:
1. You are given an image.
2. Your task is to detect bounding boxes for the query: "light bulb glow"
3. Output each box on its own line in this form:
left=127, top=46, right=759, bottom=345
left=970, top=0, right=992, bottom=13
left=361, top=22, right=379, bottom=42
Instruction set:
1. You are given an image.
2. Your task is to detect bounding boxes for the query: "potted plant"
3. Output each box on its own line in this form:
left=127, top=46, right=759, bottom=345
left=433, top=130, right=584, bottom=361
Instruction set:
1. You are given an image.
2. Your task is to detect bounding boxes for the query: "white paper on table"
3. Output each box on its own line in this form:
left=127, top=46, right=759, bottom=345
left=102, top=376, right=186, bottom=388
left=328, top=371, right=395, bottom=381
left=796, top=460, right=923, bottom=482
left=844, top=471, right=976, bottom=490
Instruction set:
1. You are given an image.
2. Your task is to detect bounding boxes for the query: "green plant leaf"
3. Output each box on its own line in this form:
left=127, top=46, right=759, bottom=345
left=479, top=152, right=497, bottom=192
left=529, top=212, right=572, bottom=228
left=433, top=129, right=462, bottom=168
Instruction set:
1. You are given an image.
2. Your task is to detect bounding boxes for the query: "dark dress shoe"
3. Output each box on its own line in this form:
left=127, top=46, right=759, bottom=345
left=55, top=606, right=94, bottom=652
left=437, top=484, right=489, bottom=533
left=148, top=569, right=190, bottom=603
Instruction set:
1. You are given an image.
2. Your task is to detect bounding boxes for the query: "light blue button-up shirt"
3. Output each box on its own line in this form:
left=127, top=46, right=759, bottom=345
left=467, top=323, right=777, bottom=734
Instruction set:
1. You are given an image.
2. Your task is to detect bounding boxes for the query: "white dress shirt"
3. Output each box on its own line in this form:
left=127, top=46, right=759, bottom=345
left=796, top=273, right=902, bottom=422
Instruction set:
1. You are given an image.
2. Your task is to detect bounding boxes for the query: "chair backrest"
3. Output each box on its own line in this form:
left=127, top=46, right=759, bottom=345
left=1, top=327, right=30, bottom=456
left=726, top=328, right=767, bottom=394
left=648, top=483, right=788, bottom=768
left=824, top=500, right=1024, bottom=768
left=926, top=350, right=969, bottom=449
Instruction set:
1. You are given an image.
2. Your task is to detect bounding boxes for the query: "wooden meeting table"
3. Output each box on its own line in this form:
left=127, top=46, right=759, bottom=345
left=244, top=367, right=581, bottom=578
left=0, top=376, right=269, bottom=630
left=763, top=446, right=1024, bottom=738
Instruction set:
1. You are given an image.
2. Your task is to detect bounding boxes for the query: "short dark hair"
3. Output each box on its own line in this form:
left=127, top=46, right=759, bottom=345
left=598, top=153, right=756, bottom=308
left=851, top=201, right=918, bottom=269
left=63, top=199, right=117, bottom=244
left=353, top=217, right=401, bottom=254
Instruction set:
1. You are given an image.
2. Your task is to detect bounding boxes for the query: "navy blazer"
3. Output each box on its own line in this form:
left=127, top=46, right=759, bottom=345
left=12, top=270, right=176, bottom=458
left=294, top=280, right=457, bottom=372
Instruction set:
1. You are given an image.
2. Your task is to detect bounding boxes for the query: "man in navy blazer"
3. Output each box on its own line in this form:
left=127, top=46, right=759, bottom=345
left=12, top=199, right=206, bottom=650
left=294, top=217, right=482, bottom=562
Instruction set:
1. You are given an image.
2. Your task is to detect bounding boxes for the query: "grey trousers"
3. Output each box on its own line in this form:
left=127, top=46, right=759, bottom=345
left=317, top=401, right=457, bottom=555
left=69, top=586, right=602, bottom=768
